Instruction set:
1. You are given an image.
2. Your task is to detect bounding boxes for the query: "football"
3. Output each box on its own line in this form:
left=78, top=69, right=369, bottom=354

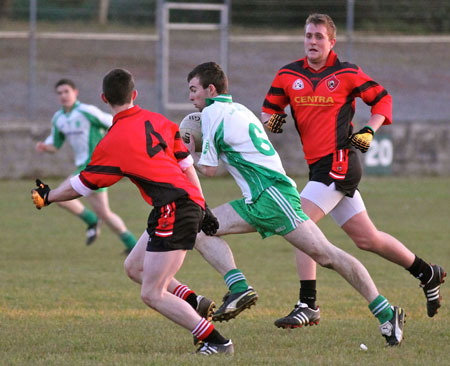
left=179, top=112, right=202, bottom=152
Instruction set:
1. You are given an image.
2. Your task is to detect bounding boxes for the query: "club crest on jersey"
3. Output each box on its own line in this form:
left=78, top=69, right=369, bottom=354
left=326, top=75, right=340, bottom=92
left=292, top=79, right=304, bottom=90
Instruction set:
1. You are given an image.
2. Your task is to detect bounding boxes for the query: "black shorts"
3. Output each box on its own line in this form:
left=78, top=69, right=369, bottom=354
left=308, top=148, right=362, bottom=197
left=146, top=197, right=203, bottom=252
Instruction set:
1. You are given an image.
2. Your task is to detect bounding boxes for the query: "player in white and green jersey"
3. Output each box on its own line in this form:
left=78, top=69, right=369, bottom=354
left=46, top=100, right=112, bottom=174
left=185, top=62, right=405, bottom=346
left=36, top=79, right=136, bottom=252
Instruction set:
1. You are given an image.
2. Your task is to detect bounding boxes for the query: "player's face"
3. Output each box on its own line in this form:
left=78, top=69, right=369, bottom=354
left=188, top=76, right=211, bottom=111
left=304, top=23, right=335, bottom=69
left=56, top=84, right=78, bottom=111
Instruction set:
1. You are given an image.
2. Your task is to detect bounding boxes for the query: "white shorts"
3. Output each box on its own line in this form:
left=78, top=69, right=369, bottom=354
left=300, top=181, right=366, bottom=227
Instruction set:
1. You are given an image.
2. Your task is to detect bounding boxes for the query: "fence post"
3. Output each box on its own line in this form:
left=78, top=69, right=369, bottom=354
left=346, top=0, right=354, bottom=61
left=99, top=0, right=110, bottom=25
left=28, top=0, right=37, bottom=121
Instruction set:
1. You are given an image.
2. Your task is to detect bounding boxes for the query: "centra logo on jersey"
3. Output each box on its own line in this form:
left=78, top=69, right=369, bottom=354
left=326, top=75, right=340, bottom=92
left=294, top=95, right=334, bottom=106
left=292, top=78, right=304, bottom=90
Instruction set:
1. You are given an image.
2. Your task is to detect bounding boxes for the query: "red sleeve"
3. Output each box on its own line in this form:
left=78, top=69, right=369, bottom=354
left=262, top=70, right=291, bottom=115
left=354, top=68, right=392, bottom=125
left=79, top=144, right=123, bottom=190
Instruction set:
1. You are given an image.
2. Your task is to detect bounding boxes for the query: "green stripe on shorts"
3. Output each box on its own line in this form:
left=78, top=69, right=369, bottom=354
left=230, top=181, right=309, bottom=238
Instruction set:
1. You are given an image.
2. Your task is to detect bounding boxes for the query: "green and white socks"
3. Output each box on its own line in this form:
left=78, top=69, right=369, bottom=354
left=224, top=269, right=248, bottom=294
left=369, top=294, right=394, bottom=324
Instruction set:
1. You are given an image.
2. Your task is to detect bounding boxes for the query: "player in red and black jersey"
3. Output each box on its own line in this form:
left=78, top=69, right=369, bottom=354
left=262, top=14, right=445, bottom=327
left=31, top=68, right=233, bottom=355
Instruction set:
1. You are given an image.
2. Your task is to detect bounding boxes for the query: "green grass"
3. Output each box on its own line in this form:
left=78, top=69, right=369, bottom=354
left=1, top=176, right=449, bottom=365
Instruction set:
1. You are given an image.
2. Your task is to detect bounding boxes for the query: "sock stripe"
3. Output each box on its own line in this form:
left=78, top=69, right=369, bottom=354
left=173, top=285, right=193, bottom=300
left=192, top=319, right=214, bottom=340
left=225, top=273, right=246, bottom=287
left=372, top=299, right=389, bottom=316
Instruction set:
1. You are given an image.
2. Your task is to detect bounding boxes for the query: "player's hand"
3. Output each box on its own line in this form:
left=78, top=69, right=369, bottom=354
left=31, top=179, right=51, bottom=210
left=265, top=113, right=287, bottom=133
left=350, top=126, right=374, bottom=153
left=35, top=142, right=46, bottom=152
left=200, top=204, right=219, bottom=236
left=184, top=133, right=196, bottom=154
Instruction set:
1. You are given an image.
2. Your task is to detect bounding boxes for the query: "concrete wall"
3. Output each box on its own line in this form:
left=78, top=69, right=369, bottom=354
left=1, top=120, right=449, bottom=180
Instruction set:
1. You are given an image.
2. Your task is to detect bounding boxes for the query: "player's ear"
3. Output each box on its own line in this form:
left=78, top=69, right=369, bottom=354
left=330, top=38, right=336, bottom=49
left=207, top=84, right=217, bottom=97
left=101, top=93, right=108, bottom=104
left=132, top=90, right=138, bottom=101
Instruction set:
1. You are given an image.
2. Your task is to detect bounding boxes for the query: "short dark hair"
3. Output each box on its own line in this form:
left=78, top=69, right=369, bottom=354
left=102, top=68, right=135, bottom=106
left=305, top=13, right=337, bottom=40
left=55, top=78, right=76, bottom=90
left=187, top=62, right=228, bottom=94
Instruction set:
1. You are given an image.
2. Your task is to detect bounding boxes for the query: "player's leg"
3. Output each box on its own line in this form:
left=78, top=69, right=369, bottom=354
left=284, top=221, right=405, bottom=346
left=141, top=250, right=232, bottom=354
left=334, top=193, right=446, bottom=317
left=55, top=176, right=99, bottom=244
left=139, top=198, right=232, bottom=354
left=195, top=202, right=258, bottom=322
left=87, top=190, right=136, bottom=251
left=124, top=231, right=215, bottom=327
left=123, top=230, right=148, bottom=283
left=276, top=182, right=345, bottom=328
left=264, top=182, right=404, bottom=345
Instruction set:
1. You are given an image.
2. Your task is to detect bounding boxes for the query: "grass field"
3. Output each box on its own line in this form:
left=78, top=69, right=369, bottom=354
left=1, top=176, right=449, bottom=365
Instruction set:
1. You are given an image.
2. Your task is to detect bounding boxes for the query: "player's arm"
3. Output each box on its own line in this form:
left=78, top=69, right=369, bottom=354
left=261, top=112, right=272, bottom=124
left=366, top=114, right=386, bottom=132
left=31, top=178, right=81, bottom=209
left=179, top=145, right=218, bottom=235
left=182, top=134, right=218, bottom=177
left=182, top=163, right=204, bottom=196
left=35, top=142, right=58, bottom=153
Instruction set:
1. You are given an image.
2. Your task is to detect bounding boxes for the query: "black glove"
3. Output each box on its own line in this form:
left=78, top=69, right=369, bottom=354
left=350, top=126, right=374, bottom=153
left=31, top=179, right=51, bottom=210
left=265, top=113, right=287, bottom=133
left=200, top=204, right=219, bottom=236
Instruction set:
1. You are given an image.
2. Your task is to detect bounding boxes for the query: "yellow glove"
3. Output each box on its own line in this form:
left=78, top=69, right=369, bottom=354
left=350, top=126, right=374, bottom=153
left=265, top=113, right=287, bottom=133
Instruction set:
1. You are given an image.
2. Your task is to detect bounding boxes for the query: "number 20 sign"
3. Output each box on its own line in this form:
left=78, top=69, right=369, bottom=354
left=364, top=133, right=393, bottom=175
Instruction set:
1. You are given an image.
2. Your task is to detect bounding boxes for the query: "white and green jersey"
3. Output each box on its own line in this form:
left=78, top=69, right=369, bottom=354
left=45, top=101, right=113, bottom=167
left=199, top=95, right=296, bottom=203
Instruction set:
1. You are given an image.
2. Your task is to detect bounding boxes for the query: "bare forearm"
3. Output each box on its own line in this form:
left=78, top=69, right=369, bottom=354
left=183, top=165, right=203, bottom=196
left=47, top=179, right=81, bottom=203
left=366, top=114, right=386, bottom=133
left=36, top=142, right=57, bottom=153
left=261, top=112, right=272, bottom=124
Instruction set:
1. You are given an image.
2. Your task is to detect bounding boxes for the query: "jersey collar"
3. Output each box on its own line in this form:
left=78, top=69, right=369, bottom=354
left=205, top=94, right=233, bottom=106
left=113, top=104, right=142, bottom=124
left=303, top=50, right=337, bottom=72
left=62, top=100, right=80, bottom=115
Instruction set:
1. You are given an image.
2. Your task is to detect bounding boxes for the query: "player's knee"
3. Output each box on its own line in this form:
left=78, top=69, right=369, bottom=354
left=315, top=252, right=334, bottom=269
left=140, top=288, right=162, bottom=309
left=194, top=231, right=207, bottom=252
left=353, top=233, right=379, bottom=251
left=124, top=258, right=139, bottom=281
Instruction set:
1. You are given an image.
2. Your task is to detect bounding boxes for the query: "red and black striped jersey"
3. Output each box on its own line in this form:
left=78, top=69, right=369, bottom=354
left=79, top=105, right=205, bottom=208
left=263, top=51, right=392, bottom=164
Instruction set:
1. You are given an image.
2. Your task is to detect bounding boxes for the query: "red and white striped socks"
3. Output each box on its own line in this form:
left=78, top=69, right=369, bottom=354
left=192, top=318, right=214, bottom=340
left=173, top=284, right=194, bottom=300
